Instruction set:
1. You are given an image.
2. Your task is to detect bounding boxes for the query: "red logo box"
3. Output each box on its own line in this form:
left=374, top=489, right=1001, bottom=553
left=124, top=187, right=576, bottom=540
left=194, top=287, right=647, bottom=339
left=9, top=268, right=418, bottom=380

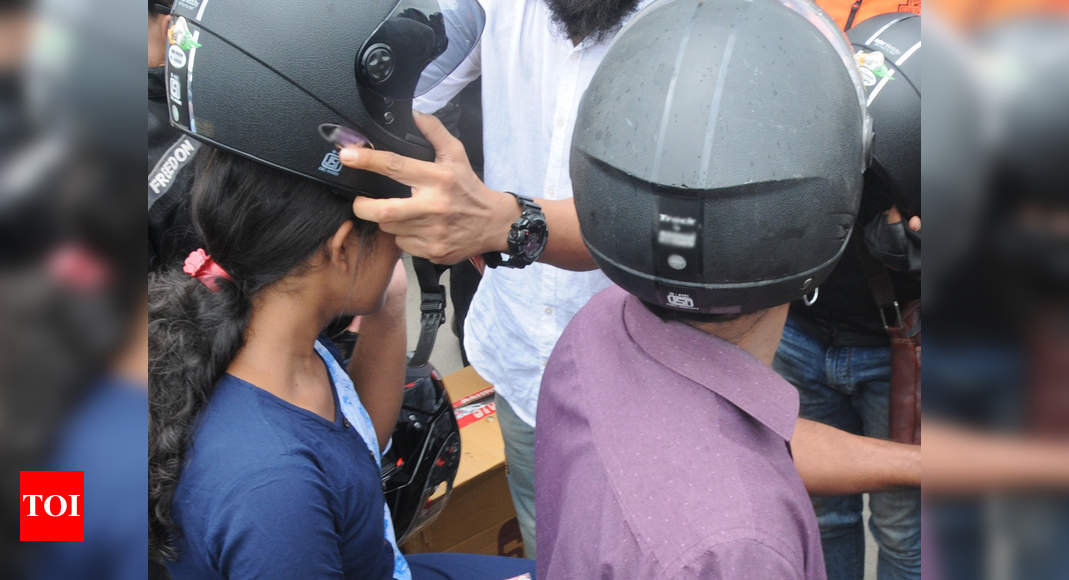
left=20, top=471, right=84, bottom=541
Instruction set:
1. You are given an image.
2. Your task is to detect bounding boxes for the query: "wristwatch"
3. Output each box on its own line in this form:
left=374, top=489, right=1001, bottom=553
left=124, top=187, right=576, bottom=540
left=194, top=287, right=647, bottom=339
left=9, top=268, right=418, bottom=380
left=482, top=192, right=548, bottom=269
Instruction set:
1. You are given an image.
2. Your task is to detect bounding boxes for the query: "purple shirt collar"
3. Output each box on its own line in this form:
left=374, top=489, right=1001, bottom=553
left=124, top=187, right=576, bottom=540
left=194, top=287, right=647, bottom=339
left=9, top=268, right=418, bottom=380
left=621, top=294, right=799, bottom=441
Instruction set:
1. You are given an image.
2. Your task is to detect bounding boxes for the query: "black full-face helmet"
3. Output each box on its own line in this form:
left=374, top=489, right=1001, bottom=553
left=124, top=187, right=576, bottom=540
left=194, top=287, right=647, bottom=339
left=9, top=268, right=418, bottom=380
left=572, top=0, right=871, bottom=315
left=848, top=13, right=921, bottom=219
left=164, top=0, right=484, bottom=198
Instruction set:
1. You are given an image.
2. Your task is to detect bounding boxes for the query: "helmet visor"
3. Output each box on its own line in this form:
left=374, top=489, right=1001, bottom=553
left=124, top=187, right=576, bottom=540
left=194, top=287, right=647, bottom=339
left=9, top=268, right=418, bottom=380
left=359, top=0, right=485, bottom=99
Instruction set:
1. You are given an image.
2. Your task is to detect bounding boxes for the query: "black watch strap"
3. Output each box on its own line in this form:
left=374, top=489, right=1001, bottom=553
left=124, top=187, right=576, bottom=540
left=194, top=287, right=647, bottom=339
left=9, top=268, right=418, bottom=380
left=482, top=192, right=547, bottom=269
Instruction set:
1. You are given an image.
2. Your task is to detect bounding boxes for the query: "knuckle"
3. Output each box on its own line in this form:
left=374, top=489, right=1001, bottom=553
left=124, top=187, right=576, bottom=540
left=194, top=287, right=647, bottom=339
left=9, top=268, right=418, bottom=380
left=384, top=154, right=405, bottom=176
left=447, top=140, right=466, bottom=158
left=429, top=242, right=449, bottom=262
left=377, top=203, right=396, bottom=222
left=436, top=168, right=457, bottom=189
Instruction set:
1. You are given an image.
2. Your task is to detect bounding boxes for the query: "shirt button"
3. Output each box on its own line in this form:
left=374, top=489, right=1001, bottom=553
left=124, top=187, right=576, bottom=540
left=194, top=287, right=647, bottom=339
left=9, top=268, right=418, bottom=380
left=544, top=307, right=554, bottom=315
left=555, top=117, right=565, bottom=129
left=343, top=419, right=351, bottom=428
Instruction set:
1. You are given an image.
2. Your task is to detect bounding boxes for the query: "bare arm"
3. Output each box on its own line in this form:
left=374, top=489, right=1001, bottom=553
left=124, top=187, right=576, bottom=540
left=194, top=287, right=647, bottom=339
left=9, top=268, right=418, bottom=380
left=344, top=113, right=598, bottom=271
left=347, top=261, right=408, bottom=451
left=924, top=419, right=1069, bottom=494
left=537, top=197, right=597, bottom=271
left=793, top=417, right=921, bottom=495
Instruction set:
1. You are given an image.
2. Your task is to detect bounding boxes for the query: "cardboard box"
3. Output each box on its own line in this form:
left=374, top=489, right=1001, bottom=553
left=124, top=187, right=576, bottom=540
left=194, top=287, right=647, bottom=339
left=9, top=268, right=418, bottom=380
left=401, top=366, right=525, bottom=557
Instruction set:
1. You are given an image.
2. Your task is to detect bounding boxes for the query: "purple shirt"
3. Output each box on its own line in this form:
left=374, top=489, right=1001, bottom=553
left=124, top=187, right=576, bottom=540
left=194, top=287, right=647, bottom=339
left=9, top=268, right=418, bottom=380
left=536, top=286, right=826, bottom=579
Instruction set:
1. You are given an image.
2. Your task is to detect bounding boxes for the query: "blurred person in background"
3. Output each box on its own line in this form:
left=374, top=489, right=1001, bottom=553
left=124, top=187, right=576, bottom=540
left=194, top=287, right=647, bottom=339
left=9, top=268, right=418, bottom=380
left=772, top=12, right=922, bottom=580
left=22, top=158, right=147, bottom=580
left=0, top=0, right=44, bottom=263
left=923, top=7, right=1069, bottom=580
left=0, top=0, right=31, bottom=157
left=0, top=0, right=145, bottom=576
left=1, top=157, right=146, bottom=579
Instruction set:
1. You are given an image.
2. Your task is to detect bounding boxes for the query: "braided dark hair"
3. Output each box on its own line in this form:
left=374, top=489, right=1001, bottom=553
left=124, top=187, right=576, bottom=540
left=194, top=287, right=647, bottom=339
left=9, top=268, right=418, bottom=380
left=148, top=148, right=376, bottom=561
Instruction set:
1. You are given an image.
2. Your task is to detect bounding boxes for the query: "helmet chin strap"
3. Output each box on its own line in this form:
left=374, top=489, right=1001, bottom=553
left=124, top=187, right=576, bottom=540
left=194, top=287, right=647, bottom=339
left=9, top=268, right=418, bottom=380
left=408, top=256, right=448, bottom=367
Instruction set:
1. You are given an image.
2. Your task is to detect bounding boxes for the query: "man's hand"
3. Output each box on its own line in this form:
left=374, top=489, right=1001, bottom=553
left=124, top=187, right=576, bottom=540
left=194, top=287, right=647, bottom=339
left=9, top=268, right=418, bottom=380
left=340, top=113, right=518, bottom=265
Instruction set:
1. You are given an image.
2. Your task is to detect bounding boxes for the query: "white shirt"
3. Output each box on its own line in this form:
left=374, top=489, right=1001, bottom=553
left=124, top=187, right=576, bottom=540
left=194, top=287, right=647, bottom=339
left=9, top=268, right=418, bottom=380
left=417, top=0, right=655, bottom=427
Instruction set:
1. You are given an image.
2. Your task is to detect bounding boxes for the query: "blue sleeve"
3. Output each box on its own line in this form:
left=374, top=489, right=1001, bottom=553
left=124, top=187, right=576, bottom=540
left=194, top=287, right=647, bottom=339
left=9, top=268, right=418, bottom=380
left=209, top=465, right=345, bottom=579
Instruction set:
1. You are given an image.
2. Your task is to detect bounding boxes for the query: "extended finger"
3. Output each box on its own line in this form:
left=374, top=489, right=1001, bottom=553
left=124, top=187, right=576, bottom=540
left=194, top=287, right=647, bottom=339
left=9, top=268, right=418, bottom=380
left=338, top=147, right=447, bottom=186
left=413, top=111, right=465, bottom=161
left=352, top=195, right=441, bottom=225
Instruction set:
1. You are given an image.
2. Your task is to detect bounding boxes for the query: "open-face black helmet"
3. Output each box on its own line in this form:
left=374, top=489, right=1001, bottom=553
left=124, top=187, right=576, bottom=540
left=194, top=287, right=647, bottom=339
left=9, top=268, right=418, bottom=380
left=572, top=0, right=871, bottom=315
left=164, top=0, right=484, bottom=198
left=848, top=13, right=921, bottom=219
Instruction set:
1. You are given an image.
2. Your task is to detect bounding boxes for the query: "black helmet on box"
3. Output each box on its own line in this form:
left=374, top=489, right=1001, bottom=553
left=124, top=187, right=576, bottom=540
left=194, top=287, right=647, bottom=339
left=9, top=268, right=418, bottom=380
left=381, top=363, right=459, bottom=544
left=164, top=0, right=484, bottom=198
left=571, top=0, right=871, bottom=315
left=848, top=13, right=921, bottom=219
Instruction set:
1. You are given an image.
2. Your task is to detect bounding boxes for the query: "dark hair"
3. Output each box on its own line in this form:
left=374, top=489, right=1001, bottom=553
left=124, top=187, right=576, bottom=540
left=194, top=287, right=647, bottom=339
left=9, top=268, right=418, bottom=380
left=148, top=148, right=376, bottom=561
left=149, top=0, right=171, bottom=15
left=544, top=0, right=641, bottom=43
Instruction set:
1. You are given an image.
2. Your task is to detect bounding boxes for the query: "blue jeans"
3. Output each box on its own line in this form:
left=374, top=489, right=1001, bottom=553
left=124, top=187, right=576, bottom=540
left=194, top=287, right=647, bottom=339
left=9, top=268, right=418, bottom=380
left=495, top=394, right=537, bottom=560
left=773, top=318, right=921, bottom=580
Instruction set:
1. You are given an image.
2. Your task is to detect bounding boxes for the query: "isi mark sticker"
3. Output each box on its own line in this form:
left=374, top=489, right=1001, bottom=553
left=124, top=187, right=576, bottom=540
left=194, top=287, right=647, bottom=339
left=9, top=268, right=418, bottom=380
left=318, top=151, right=344, bottom=176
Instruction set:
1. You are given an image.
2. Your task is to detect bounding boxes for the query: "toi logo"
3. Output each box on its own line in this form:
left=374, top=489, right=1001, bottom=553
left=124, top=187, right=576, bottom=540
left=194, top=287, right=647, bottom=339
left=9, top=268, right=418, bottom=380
left=20, top=471, right=83, bottom=541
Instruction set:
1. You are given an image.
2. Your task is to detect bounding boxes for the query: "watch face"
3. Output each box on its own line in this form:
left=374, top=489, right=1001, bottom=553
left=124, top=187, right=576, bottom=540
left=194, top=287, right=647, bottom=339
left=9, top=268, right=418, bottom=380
left=518, top=220, right=547, bottom=258
left=521, top=233, right=542, bottom=256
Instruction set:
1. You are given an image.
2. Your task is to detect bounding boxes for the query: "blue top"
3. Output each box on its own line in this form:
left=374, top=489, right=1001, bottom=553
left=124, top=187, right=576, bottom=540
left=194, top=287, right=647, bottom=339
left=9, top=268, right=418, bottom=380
left=167, top=341, right=409, bottom=579
left=30, top=377, right=148, bottom=580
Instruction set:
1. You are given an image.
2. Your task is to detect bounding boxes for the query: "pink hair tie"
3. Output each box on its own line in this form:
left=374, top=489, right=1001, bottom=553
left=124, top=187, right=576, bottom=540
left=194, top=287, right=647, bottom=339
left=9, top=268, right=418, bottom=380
left=182, top=248, right=232, bottom=292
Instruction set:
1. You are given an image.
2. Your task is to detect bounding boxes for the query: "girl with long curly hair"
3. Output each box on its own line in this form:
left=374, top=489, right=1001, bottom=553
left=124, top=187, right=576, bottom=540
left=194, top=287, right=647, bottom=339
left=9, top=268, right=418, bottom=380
left=148, top=147, right=533, bottom=579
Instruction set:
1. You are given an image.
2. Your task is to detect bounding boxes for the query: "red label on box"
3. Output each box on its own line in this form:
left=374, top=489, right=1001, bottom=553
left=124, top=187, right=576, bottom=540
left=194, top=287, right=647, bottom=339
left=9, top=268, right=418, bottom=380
left=452, top=386, right=495, bottom=409
left=20, top=471, right=84, bottom=541
left=455, top=401, right=497, bottom=428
